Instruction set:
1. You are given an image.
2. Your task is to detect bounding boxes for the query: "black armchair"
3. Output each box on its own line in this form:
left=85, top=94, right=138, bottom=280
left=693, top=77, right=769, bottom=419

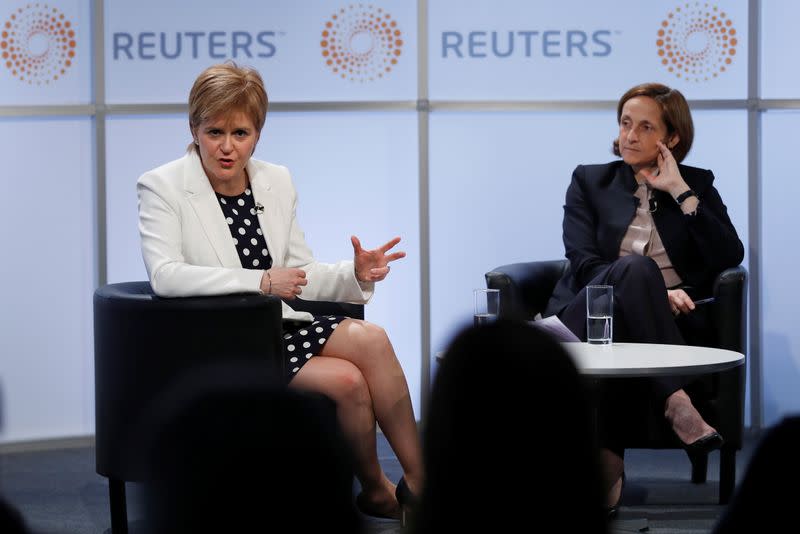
left=93, top=282, right=363, bottom=534
left=485, top=260, right=747, bottom=504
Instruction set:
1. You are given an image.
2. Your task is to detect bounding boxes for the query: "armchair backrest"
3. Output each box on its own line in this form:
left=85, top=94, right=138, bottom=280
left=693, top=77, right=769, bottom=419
left=485, top=260, right=569, bottom=320
left=93, top=282, right=284, bottom=481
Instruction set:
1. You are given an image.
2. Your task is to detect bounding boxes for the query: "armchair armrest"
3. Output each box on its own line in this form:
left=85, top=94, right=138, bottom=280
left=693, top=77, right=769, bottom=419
left=707, top=265, right=748, bottom=449
left=712, top=266, right=748, bottom=355
left=485, top=260, right=569, bottom=320
left=289, top=298, right=364, bottom=321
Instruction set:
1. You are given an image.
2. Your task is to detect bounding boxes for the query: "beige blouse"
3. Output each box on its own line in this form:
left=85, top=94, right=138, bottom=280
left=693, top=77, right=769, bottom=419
left=619, top=183, right=682, bottom=288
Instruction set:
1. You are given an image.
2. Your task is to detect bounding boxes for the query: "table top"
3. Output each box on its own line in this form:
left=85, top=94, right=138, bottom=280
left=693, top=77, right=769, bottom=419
left=560, top=342, right=745, bottom=377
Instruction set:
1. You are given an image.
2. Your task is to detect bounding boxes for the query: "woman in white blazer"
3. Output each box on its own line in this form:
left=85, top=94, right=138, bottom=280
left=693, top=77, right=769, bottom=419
left=137, top=62, right=421, bottom=522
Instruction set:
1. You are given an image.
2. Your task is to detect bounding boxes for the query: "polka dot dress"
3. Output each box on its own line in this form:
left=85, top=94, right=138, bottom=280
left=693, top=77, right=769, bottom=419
left=216, top=185, right=347, bottom=383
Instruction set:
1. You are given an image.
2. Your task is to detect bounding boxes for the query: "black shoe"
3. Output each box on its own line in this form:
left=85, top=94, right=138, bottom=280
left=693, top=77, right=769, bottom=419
left=354, top=492, right=400, bottom=522
left=606, top=472, right=625, bottom=521
left=685, top=431, right=724, bottom=454
left=683, top=431, right=724, bottom=467
left=395, top=477, right=419, bottom=528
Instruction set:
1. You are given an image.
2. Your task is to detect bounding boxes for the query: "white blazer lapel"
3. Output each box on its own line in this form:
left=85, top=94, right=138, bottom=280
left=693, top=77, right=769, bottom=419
left=248, top=161, right=287, bottom=267
left=184, top=151, right=241, bottom=268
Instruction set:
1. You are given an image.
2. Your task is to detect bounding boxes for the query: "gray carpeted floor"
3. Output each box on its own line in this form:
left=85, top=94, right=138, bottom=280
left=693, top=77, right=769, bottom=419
left=0, top=432, right=760, bottom=534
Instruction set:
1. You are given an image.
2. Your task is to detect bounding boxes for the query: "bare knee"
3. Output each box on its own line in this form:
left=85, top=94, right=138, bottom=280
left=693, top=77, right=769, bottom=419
left=328, top=363, right=372, bottom=409
left=352, top=321, right=392, bottom=355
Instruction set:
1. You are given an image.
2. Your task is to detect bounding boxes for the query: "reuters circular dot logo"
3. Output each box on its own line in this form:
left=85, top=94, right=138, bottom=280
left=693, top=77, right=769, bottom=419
left=320, top=4, right=403, bottom=82
left=657, top=3, right=737, bottom=82
left=1, top=3, right=76, bottom=85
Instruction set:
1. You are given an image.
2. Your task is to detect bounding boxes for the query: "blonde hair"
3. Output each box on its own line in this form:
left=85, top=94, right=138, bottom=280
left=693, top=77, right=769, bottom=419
left=188, top=62, right=268, bottom=145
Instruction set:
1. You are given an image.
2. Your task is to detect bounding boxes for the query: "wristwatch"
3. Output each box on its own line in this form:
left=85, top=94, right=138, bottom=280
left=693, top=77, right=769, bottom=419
left=675, top=189, right=697, bottom=204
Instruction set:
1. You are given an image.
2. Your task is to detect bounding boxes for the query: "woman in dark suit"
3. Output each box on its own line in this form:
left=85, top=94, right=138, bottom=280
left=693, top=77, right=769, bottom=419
left=544, top=82, right=744, bottom=512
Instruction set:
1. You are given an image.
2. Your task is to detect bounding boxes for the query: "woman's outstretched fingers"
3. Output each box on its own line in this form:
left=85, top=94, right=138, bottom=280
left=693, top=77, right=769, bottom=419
left=352, top=235, right=406, bottom=282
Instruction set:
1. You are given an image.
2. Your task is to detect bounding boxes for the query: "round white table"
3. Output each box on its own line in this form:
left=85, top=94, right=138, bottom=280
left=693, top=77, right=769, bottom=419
left=558, top=342, right=743, bottom=533
left=559, top=342, right=744, bottom=377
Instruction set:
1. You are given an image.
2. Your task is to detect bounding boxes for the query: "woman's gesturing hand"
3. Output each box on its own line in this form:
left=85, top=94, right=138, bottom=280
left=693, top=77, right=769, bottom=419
left=260, top=268, right=307, bottom=299
left=352, top=235, right=406, bottom=283
left=641, top=141, right=689, bottom=198
left=667, top=288, right=696, bottom=316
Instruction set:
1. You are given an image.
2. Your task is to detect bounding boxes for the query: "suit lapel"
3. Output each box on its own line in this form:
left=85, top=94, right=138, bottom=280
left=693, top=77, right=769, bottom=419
left=248, top=160, right=287, bottom=267
left=603, top=163, right=639, bottom=256
left=184, top=151, right=242, bottom=268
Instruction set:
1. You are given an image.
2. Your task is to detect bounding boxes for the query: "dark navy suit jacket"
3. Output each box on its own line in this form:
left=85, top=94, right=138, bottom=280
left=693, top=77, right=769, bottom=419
left=545, top=160, right=744, bottom=317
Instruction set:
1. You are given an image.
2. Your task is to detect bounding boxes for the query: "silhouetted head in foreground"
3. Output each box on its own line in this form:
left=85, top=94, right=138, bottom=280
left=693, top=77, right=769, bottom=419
left=138, top=363, right=361, bottom=534
left=712, top=416, right=800, bottom=534
left=414, top=321, right=607, bottom=533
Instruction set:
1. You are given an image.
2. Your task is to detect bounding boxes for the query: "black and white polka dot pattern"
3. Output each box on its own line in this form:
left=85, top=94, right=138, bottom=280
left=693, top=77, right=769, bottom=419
left=283, top=315, right=346, bottom=381
left=215, top=186, right=272, bottom=270
left=216, top=184, right=346, bottom=383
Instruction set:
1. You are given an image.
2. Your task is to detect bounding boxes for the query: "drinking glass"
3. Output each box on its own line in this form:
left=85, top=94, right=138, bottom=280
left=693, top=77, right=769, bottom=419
left=586, top=285, right=613, bottom=344
left=473, top=288, right=500, bottom=326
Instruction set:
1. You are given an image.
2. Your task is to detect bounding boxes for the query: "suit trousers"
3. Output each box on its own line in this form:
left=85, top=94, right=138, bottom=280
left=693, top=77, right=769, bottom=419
left=557, top=255, right=713, bottom=452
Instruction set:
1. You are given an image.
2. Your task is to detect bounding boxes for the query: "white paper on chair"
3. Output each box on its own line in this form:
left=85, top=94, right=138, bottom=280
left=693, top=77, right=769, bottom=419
left=529, top=315, right=581, bottom=342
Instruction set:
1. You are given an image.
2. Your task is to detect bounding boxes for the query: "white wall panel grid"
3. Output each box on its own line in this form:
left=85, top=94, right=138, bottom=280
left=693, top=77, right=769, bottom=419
left=2, top=0, right=793, bottom=445
left=429, top=0, right=748, bottom=101
left=105, top=0, right=417, bottom=104
left=0, top=0, right=92, bottom=105
left=0, top=117, right=95, bottom=442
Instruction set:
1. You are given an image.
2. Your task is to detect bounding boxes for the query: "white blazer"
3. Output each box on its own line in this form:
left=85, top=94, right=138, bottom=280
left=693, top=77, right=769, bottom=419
left=137, top=150, right=373, bottom=322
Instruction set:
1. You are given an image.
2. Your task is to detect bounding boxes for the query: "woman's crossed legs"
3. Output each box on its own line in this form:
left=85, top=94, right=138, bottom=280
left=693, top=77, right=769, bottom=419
left=289, top=318, right=423, bottom=518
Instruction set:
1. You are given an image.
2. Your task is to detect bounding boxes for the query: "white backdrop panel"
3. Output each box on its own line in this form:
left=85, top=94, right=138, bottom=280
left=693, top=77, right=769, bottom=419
left=760, top=0, right=800, bottom=99
left=429, top=110, right=616, bottom=355
left=0, top=117, right=94, bottom=443
left=106, top=115, right=189, bottom=284
left=258, top=111, right=421, bottom=416
left=105, top=0, right=416, bottom=104
left=428, top=109, right=750, bottom=380
left=429, top=0, right=747, bottom=100
left=761, top=110, right=800, bottom=426
left=685, top=109, right=750, bottom=425
left=0, top=0, right=92, bottom=105
left=684, top=110, right=749, bottom=269
left=104, top=111, right=422, bottom=417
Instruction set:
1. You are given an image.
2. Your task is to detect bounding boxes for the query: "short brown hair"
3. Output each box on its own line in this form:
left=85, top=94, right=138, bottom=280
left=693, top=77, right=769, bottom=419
left=612, top=83, right=694, bottom=163
left=188, top=62, right=268, bottom=141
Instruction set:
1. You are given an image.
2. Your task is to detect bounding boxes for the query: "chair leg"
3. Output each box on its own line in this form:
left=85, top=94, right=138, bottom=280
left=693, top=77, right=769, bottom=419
left=109, top=478, right=129, bottom=534
left=719, top=446, right=736, bottom=505
left=689, top=451, right=708, bottom=484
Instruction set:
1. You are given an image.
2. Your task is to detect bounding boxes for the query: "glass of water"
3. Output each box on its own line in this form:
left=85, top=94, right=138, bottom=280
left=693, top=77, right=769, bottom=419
left=474, top=288, right=500, bottom=326
left=586, top=285, right=613, bottom=344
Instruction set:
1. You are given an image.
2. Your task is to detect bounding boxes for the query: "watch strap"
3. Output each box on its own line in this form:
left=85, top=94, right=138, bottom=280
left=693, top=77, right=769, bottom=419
left=675, top=189, right=697, bottom=204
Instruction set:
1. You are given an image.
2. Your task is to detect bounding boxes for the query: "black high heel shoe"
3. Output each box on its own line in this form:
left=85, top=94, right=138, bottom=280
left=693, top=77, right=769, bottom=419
left=683, top=431, right=724, bottom=481
left=395, top=477, right=419, bottom=528
left=684, top=431, right=724, bottom=455
left=354, top=491, right=401, bottom=522
left=606, top=472, right=625, bottom=521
